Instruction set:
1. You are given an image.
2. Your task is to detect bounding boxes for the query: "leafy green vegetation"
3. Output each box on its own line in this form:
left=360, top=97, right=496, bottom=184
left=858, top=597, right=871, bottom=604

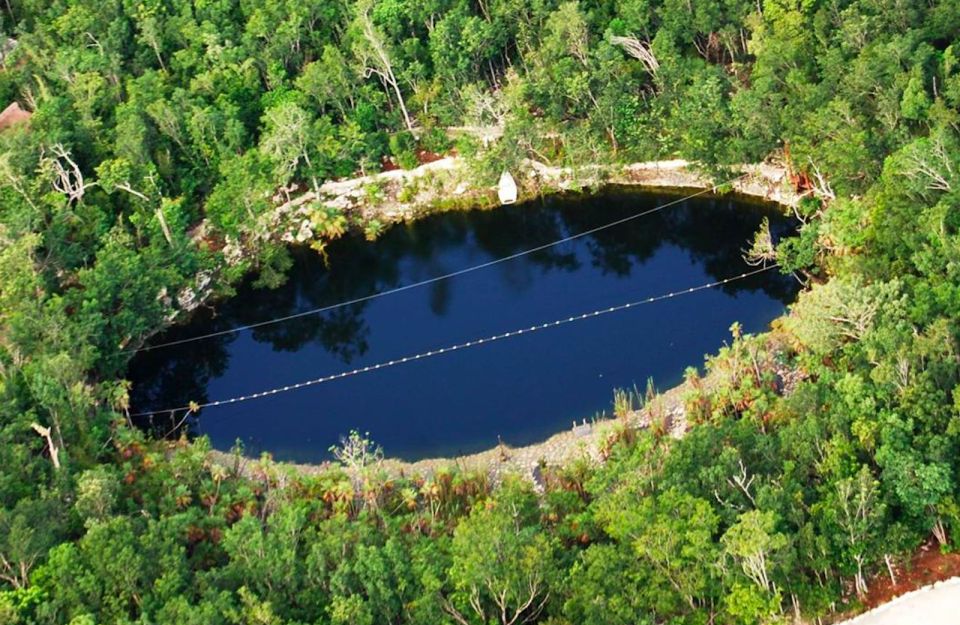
left=0, top=0, right=959, bottom=623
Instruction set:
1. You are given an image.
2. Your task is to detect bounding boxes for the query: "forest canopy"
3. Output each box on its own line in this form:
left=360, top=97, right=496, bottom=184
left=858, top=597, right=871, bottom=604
left=0, top=0, right=959, bottom=624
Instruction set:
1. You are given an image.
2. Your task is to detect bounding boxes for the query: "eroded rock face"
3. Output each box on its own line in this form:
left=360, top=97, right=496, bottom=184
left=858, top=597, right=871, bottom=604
left=0, top=101, right=31, bottom=131
left=294, top=220, right=314, bottom=243
left=176, top=271, right=213, bottom=313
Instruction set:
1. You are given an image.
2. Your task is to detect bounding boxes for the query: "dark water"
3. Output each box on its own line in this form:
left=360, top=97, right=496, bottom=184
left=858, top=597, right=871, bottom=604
left=128, top=188, right=797, bottom=462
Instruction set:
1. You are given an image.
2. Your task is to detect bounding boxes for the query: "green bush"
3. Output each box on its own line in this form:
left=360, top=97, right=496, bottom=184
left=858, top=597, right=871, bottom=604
left=389, top=130, right=420, bottom=170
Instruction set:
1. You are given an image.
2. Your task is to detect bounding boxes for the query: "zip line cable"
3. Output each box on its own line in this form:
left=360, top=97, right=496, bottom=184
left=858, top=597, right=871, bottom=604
left=129, top=264, right=778, bottom=419
left=127, top=174, right=749, bottom=354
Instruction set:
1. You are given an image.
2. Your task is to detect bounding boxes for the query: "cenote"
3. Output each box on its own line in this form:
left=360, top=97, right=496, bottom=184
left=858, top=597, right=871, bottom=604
left=128, top=188, right=798, bottom=463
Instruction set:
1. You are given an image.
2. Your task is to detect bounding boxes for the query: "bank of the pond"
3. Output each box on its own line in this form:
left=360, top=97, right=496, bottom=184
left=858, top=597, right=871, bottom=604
left=203, top=326, right=805, bottom=481
left=207, top=360, right=692, bottom=481
left=332, top=157, right=803, bottom=221
left=263, top=158, right=802, bottom=247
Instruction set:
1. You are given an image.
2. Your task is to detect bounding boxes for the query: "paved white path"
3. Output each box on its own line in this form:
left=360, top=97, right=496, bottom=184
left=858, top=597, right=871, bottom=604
left=838, top=578, right=960, bottom=625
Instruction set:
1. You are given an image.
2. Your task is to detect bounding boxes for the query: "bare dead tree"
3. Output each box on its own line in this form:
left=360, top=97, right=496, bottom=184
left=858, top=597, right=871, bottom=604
left=332, top=430, right=383, bottom=471
left=84, top=31, right=103, bottom=55
left=139, top=17, right=167, bottom=72
left=827, top=296, right=881, bottom=342
left=114, top=182, right=150, bottom=202
left=441, top=571, right=550, bottom=625
left=932, top=515, right=949, bottom=547
left=146, top=100, right=187, bottom=150
left=609, top=35, right=660, bottom=76
left=883, top=554, right=898, bottom=586
left=330, top=430, right=383, bottom=501
left=727, top=458, right=757, bottom=507
left=808, top=159, right=836, bottom=201
left=356, top=8, right=415, bottom=133
left=0, top=37, right=16, bottom=70
left=0, top=551, right=33, bottom=590
left=475, top=0, right=491, bottom=20
left=904, top=136, right=954, bottom=194
left=457, top=87, right=508, bottom=148
left=30, top=423, right=60, bottom=470
left=42, top=143, right=94, bottom=204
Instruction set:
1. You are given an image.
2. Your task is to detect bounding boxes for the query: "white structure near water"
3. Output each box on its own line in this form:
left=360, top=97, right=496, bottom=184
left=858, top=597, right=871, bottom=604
left=498, top=171, right=518, bottom=204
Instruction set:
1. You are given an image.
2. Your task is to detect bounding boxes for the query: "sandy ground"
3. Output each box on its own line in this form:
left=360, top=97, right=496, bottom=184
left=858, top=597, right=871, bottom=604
left=836, top=578, right=960, bottom=625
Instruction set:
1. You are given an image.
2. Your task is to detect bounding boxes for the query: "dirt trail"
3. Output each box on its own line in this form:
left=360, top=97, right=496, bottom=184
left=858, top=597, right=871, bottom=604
left=318, top=156, right=459, bottom=197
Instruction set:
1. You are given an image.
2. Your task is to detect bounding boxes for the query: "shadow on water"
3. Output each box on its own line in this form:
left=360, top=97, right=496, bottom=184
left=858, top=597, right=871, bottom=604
left=128, top=188, right=798, bottom=460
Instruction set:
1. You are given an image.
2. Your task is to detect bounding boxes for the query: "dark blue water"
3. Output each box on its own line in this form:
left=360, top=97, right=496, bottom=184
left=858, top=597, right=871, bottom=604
left=128, top=188, right=797, bottom=462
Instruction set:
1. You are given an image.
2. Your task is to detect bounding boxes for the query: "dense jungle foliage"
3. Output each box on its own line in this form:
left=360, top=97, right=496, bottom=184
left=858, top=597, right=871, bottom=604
left=1, top=0, right=959, bottom=623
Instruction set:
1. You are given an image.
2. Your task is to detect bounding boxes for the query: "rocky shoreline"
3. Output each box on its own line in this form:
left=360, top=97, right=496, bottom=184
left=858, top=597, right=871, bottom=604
left=280, top=157, right=802, bottom=232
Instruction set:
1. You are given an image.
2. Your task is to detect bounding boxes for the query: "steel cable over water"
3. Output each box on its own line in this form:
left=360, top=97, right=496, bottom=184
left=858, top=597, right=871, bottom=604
left=129, top=264, right=779, bottom=419
left=126, top=173, right=749, bottom=354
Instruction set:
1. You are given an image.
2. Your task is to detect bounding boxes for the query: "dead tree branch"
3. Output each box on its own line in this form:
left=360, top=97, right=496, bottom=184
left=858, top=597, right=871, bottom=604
left=30, top=423, right=60, bottom=470
left=610, top=35, right=660, bottom=75
left=42, top=143, right=94, bottom=204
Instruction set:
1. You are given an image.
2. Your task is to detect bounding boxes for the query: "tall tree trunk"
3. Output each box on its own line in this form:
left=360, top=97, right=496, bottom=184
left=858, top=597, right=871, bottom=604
left=359, top=11, right=415, bottom=133
left=155, top=206, right=173, bottom=247
left=30, top=423, right=61, bottom=469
